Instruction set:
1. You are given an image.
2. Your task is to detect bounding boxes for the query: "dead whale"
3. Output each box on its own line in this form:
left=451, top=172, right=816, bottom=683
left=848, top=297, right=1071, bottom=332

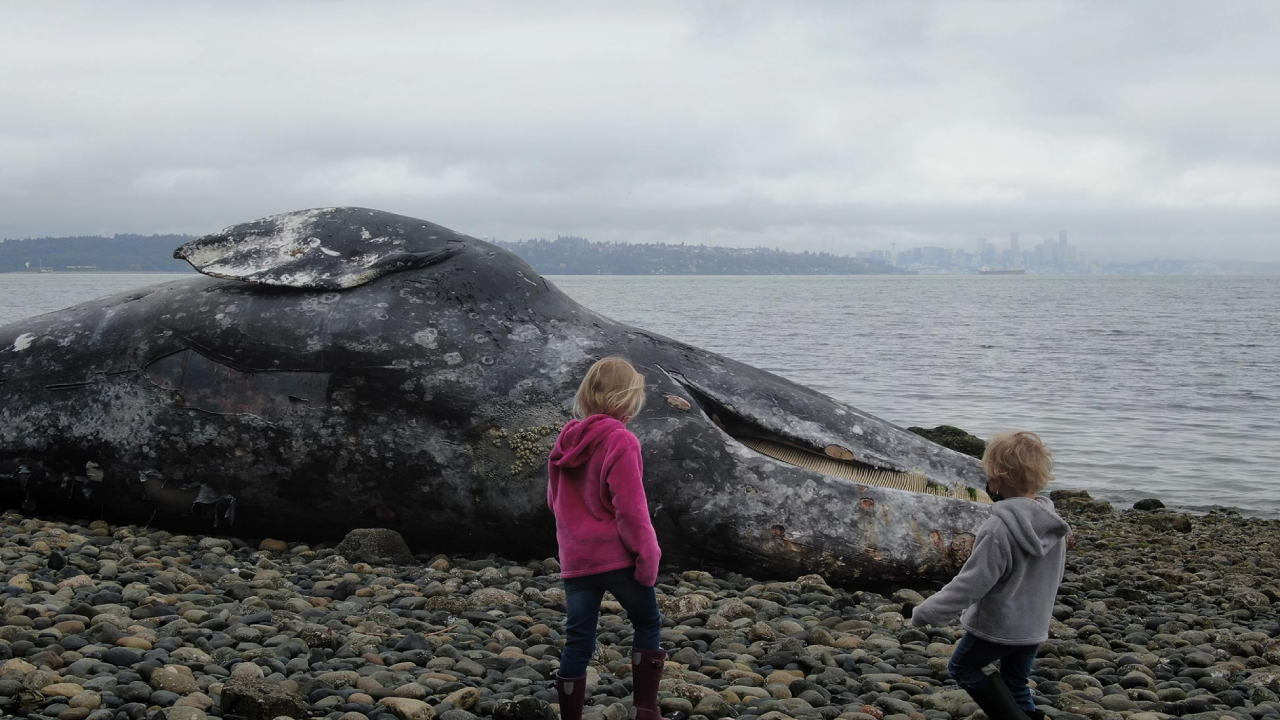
left=0, top=207, right=991, bottom=585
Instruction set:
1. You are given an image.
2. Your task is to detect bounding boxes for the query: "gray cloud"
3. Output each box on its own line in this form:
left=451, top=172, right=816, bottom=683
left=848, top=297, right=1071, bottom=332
left=2, top=1, right=1278, bottom=261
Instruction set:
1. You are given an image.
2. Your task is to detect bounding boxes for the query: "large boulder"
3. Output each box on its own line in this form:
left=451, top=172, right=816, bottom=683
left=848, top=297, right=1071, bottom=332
left=219, top=677, right=307, bottom=720
left=907, top=425, right=986, bottom=459
left=1135, top=512, right=1193, bottom=533
left=336, top=528, right=415, bottom=565
left=492, top=697, right=557, bottom=720
left=1051, top=489, right=1114, bottom=516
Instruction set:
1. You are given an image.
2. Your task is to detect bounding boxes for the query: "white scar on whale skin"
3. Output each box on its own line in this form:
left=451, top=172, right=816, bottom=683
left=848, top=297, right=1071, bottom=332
left=13, top=333, right=36, bottom=352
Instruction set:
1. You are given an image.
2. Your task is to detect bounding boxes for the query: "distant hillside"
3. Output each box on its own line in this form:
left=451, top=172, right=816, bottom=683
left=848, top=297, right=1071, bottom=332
left=0, top=232, right=905, bottom=276
left=0, top=234, right=194, bottom=273
left=495, top=236, right=906, bottom=275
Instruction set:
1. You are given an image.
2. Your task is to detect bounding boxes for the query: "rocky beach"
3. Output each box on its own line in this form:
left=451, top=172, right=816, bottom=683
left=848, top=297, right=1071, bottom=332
left=2, top=490, right=1278, bottom=720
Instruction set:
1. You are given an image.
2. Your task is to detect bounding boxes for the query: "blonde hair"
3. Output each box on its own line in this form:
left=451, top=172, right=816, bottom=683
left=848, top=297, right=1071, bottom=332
left=983, top=430, right=1054, bottom=495
left=573, top=357, right=646, bottom=421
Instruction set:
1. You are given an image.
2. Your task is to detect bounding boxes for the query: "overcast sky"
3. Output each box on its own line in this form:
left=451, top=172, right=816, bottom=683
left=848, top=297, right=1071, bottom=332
left=2, top=2, right=1278, bottom=261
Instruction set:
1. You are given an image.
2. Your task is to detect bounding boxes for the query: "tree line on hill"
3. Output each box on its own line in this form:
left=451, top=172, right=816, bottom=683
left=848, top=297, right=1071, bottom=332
left=0, top=234, right=194, bottom=273
left=0, top=233, right=906, bottom=275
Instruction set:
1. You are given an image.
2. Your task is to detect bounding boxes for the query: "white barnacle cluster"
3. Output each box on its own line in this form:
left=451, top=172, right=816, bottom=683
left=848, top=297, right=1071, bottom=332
left=489, top=424, right=561, bottom=477
left=507, top=324, right=542, bottom=342
left=412, top=328, right=439, bottom=349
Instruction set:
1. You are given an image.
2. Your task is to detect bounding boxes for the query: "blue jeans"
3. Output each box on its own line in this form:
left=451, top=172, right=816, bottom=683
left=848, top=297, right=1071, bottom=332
left=560, top=567, right=663, bottom=678
left=948, top=633, right=1039, bottom=712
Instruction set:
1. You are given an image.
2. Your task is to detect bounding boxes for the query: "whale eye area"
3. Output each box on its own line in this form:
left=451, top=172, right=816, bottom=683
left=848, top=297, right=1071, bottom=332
left=679, top=381, right=990, bottom=504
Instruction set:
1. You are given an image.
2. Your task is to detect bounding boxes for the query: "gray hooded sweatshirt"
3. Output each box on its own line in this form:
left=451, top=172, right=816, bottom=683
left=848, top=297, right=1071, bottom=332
left=912, top=496, right=1070, bottom=645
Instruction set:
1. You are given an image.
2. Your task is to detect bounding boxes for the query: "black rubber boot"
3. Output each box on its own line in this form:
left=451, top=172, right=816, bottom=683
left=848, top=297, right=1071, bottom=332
left=556, top=674, right=587, bottom=720
left=630, top=649, right=668, bottom=720
left=966, top=672, right=1033, bottom=720
left=1027, top=711, right=1046, bottom=720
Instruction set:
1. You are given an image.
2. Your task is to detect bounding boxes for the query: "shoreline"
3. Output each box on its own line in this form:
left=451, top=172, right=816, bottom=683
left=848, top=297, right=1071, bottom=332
left=2, top=490, right=1279, bottom=720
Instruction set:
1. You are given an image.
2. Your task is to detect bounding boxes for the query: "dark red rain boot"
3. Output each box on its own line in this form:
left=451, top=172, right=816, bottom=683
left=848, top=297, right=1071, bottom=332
left=630, top=648, right=668, bottom=720
left=555, top=673, right=587, bottom=720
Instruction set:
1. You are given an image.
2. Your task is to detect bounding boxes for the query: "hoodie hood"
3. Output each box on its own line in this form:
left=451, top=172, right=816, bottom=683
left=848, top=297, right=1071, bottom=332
left=993, top=496, right=1070, bottom=557
left=549, top=414, right=627, bottom=469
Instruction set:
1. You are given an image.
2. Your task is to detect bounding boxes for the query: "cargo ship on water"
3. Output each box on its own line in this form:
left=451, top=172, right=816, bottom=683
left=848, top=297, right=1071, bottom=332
left=978, top=268, right=1026, bottom=275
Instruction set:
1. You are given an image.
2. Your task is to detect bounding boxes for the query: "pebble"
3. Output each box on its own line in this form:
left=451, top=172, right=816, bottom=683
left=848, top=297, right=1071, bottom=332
left=259, top=538, right=289, bottom=552
left=41, top=683, right=86, bottom=698
left=68, top=690, right=101, bottom=709
left=0, top=496, right=1275, bottom=720
left=379, top=696, right=437, bottom=720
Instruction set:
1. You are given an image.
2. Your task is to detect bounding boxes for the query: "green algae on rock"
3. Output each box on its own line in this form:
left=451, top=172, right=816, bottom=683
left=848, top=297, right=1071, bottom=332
left=907, top=425, right=987, bottom=459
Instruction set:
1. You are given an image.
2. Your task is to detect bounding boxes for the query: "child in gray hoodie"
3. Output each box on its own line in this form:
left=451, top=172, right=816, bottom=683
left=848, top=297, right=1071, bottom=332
left=910, top=431, right=1071, bottom=720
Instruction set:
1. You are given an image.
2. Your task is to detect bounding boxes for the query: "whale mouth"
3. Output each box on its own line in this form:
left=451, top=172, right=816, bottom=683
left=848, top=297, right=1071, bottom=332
left=665, top=373, right=990, bottom=503
left=737, top=437, right=987, bottom=501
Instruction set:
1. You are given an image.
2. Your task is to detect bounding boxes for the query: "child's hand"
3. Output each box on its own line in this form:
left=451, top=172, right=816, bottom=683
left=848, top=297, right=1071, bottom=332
left=634, top=565, right=658, bottom=588
left=903, top=602, right=929, bottom=628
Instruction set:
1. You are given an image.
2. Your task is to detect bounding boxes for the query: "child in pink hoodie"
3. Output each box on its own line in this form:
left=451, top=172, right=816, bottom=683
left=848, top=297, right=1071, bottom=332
left=547, top=357, right=665, bottom=720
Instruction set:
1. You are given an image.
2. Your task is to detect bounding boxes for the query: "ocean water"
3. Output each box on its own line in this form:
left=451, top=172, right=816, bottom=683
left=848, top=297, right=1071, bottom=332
left=3, top=272, right=1278, bottom=516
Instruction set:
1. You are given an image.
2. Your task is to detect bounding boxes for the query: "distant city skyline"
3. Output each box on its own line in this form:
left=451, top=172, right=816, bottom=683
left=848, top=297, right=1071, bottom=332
left=837, top=227, right=1273, bottom=267
left=863, top=230, right=1098, bottom=273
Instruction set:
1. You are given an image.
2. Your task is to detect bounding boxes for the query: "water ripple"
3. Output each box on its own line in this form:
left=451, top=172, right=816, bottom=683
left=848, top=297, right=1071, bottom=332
left=550, top=274, right=1280, bottom=517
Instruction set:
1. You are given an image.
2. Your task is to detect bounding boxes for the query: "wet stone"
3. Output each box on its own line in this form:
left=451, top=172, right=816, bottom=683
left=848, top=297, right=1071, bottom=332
left=0, top=503, right=1273, bottom=720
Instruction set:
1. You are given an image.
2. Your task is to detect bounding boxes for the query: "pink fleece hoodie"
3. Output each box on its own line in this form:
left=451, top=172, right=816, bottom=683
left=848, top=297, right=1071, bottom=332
left=547, top=414, right=662, bottom=586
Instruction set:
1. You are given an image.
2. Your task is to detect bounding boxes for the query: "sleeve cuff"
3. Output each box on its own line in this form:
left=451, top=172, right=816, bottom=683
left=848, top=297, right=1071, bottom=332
left=635, top=564, right=658, bottom=587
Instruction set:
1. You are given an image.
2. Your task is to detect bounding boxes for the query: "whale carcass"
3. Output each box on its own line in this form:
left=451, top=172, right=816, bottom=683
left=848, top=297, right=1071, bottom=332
left=0, top=208, right=991, bottom=585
